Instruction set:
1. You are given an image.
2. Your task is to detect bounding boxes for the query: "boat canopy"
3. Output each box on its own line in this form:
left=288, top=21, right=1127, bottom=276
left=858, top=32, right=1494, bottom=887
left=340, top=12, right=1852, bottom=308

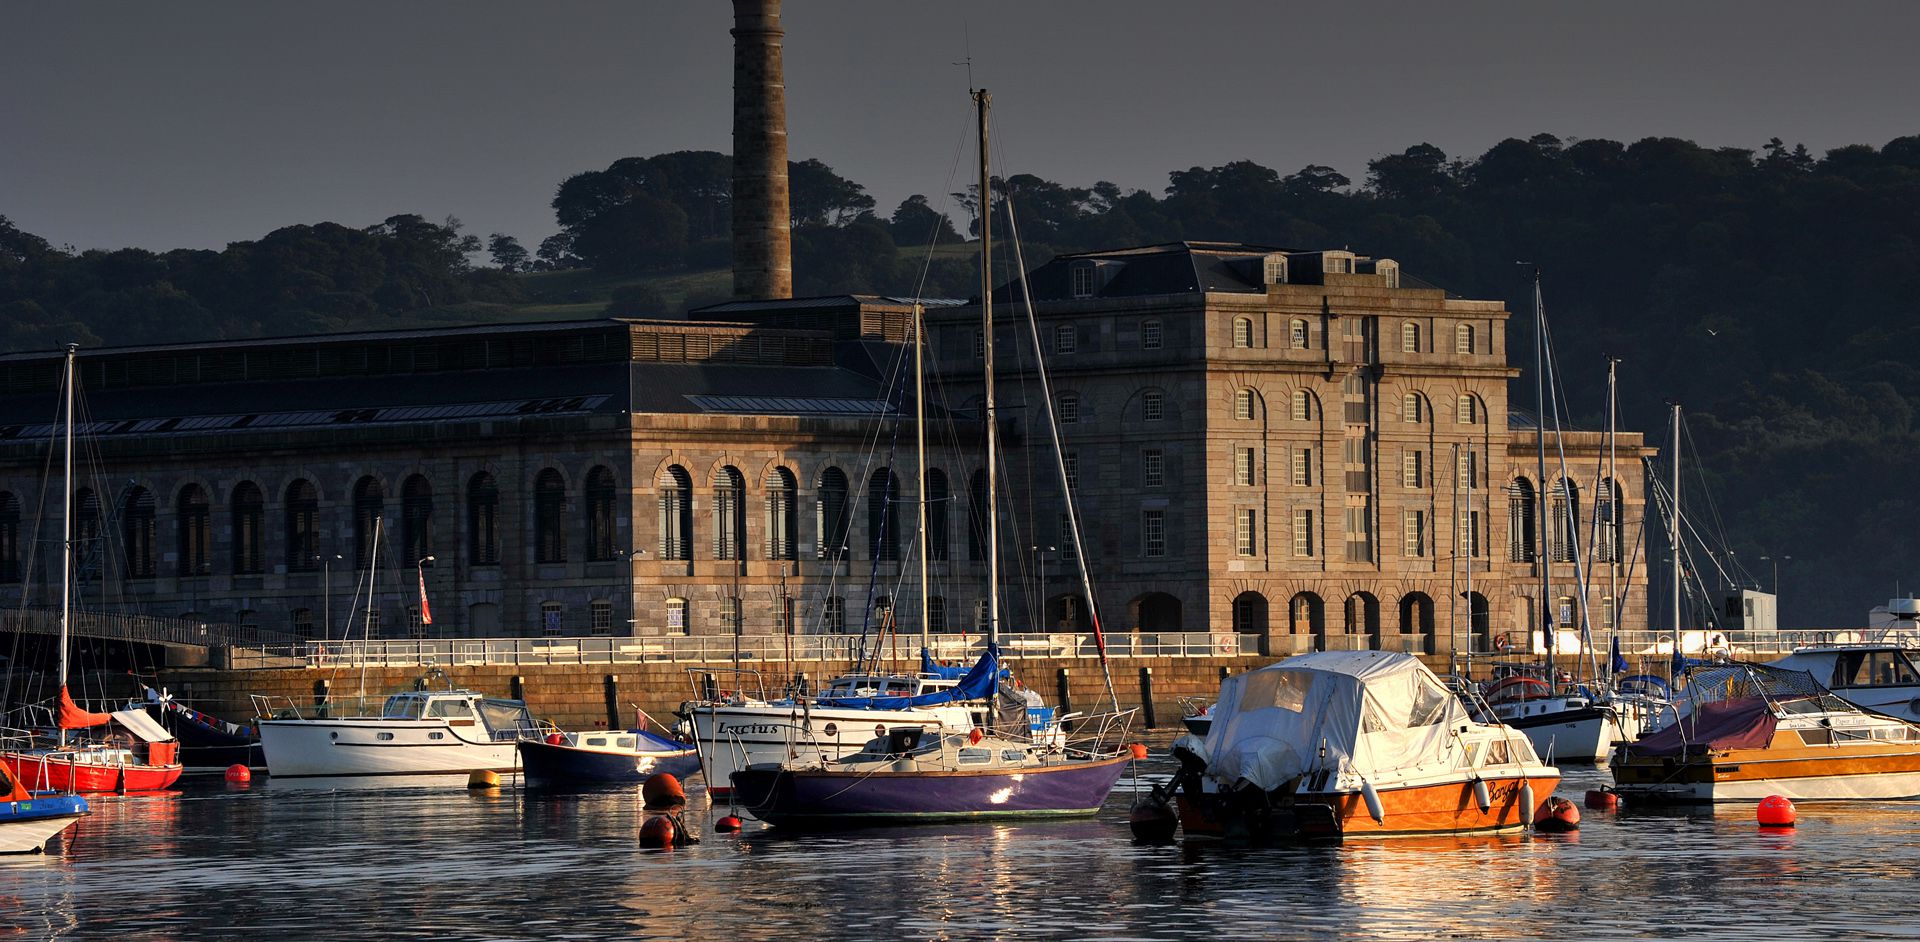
left=1630, top=696, right=1777, bottom=756
left=109, top=708, right=176, bottom=744
left=1202, top=651, right=1469, bottom=792
left=920, top=648, right=973, bottom=680
left=817, top=645, right=1002, bottom=709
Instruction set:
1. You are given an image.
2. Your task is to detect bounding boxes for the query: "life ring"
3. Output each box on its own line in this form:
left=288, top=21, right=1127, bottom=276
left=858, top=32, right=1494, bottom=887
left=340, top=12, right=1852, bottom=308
left=1216, top=636, right=1237, bottom=655
left=1494, top=631, right=1515, bottom=652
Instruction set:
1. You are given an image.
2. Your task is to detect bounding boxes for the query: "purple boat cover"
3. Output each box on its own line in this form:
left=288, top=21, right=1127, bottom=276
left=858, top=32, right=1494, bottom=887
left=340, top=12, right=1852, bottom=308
left=1632, top=696, right=1778, bottom=757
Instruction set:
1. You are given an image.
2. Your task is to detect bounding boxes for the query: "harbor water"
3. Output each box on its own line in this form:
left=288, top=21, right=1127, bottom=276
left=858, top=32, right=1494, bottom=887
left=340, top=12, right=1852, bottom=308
left=2, top=763, right=1914, bottom=941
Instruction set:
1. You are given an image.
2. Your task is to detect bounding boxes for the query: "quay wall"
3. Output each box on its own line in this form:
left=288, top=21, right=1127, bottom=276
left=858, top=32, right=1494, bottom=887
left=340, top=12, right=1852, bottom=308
left=142, top=653, right=1442, bottom=733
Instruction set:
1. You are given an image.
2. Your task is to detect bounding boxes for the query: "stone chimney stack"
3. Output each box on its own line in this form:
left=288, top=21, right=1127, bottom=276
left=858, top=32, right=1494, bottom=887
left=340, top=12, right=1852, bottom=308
left=730, top=0, right=793, bottom=300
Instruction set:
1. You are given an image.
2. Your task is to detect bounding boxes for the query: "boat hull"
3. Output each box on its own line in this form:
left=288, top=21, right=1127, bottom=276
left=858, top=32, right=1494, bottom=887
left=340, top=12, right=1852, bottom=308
left=730, top=755, right=1131, bottom=827
left=1176, top=771, right=1562, bottom=841
left=257, top=718, right=520, bottom=778
left=1503, top=706, right=1624, bottom=765
left=1613, top=742, right=1920, bottom=802
left=149, top=704, right=264, bottom=774
left=1, top=752, right=183, bottom=793
left=691, top=702, right=967, bottom=796
left=0, top=796, right=89, bottom=855
left=517, top=739, right=702, bottom=787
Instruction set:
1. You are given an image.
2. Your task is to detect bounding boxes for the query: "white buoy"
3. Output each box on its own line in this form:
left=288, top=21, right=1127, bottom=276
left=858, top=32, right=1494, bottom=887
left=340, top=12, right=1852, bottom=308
left=1361, top=779, right=1385, bottom=824
left=1519, top=782, right=1536, bottom=825
left=1472, top=778, right=1492, bottom=812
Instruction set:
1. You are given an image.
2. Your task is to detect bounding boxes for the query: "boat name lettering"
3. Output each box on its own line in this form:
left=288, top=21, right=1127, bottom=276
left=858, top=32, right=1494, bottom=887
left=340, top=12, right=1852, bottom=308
left=717, top=722, right=783, bottom=736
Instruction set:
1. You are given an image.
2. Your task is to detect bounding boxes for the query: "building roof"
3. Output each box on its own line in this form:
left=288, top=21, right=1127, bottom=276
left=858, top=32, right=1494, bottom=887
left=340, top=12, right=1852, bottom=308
left=988, top=241, right=1443, bottom=304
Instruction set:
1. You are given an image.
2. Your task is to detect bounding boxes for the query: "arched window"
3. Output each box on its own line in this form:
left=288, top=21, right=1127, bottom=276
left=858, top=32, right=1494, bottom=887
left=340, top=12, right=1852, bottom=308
left=124, top=487, right=156, bottom=579
left=401, top=475, right=433, bottom=566
left=1232, top=592, right=1268, bottom=636
left=585, top=466, right=617, bottom=561
left=1291, top=390, right=1314, bottom=422
left=1456, top=394, right=1478, bottom=424
left=177, top=484, right=211, bottom=576
left=1234, top=389, right=1257, bottom=421
left=1507, top=479, right=1537, bottom=562
left=1232, top=317, right=1255, bottom=348
left=73, top=488, right=102, bottom=581
left=1550, top=479, right=1580, bottom=563
left=286, top=480, right=318, bottom=572
left=658, top=465, right=693, bottom=561
left=534, top=469, right=566, bottom=564
left=1596, top=478, right=1623, bottom=563
left=1401, top=321, right=1420, bottom=353
left=868, top=468, right=900, bottom=561
left=924, top=468, right=950, bottom=562
left=232, top=482, right=264, bottom=575
left=1402, top=393, right=1423, bottom=423
left=0, top=492, right=17, bottom=583
left=824, top=595, right=847, bottom=632
left=1455, top=323, right=1476, bottom=354
left=352, top=476, right=384, bottom=569
left=765, top=467, right=797, bottom=560
left=817, top=467, right=850, bottom=560
left=467, top=472, right=500, bottom=566
left=715, top=466, right=745, bottom=561
left=968, top=469, right=990, bottom=562
left=1289, top=319, right=1309, bottom=349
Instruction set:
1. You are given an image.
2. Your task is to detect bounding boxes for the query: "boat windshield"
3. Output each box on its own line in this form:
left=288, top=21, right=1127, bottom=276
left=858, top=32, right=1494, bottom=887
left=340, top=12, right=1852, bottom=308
left=477, top=698, right=537, bottom=736
left=381, top=695, right=428, bottom=720
left=1833, top=650, right=1920, bottom=688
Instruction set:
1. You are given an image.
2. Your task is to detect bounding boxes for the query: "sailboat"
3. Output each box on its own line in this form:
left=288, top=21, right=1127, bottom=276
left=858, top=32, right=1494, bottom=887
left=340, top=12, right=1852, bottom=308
left=729, top=90, right=1135, bottom=827
left=0, top=757, right=87, bottom=855
left=1, top=344, right=184, bottom=793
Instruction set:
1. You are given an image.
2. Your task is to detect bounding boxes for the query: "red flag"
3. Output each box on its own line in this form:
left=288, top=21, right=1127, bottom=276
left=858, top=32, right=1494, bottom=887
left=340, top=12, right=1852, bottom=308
left=418, top=568, right=433, bottom=625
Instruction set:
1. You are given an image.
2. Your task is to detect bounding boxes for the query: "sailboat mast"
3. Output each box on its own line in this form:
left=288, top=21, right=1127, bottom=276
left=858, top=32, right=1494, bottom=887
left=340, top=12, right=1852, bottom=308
left=59, top=344, right=75, bottom=749
left=914, top=302, right=930, bottom=651
left=1606, top=356, right=1620, bottom=675
left=1669, top=403, right=1682, bottom=647
left=976, top=89, right=999, bottom=648
left=1532, top=272, right=1552, bottom=678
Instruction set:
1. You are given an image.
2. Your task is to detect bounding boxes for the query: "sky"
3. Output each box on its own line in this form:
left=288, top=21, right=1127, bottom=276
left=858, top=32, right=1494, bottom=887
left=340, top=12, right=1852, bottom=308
left=5, top=1, right=1920, bottom=254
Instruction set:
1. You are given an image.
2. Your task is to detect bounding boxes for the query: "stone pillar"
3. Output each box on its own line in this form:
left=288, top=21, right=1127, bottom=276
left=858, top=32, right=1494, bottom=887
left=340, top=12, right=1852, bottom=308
left=731, top=0, right=793, bottom=300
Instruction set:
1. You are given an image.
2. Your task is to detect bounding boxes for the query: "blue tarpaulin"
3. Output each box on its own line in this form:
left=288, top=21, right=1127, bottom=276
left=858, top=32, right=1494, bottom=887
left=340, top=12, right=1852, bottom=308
left=817, top=644, right=1002, bottom=709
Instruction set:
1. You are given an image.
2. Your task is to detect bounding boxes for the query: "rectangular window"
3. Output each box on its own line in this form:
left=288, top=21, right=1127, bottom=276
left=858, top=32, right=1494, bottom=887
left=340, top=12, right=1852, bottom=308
left=972, top=329, right=985, bottom=358
left=1054, top=324, right=1077, bottom=354
left=1071, top=265, right=1095, bottom=299
left=667, top=598, right=687, bottom=634
left=1058, top=395, right=1080, bottom=424
left=1064, top=452, right=1080, bottom=491
left=590, top=599, right=613, bottom=635
left=1292, top=447, right=1313, bottom=487
left=1144, top=391, right=1164, bottom=421
left=540, top=602, right=564, bottom=637
left=1403, top=450, right=1423, bottom=488
left=1235, top=447, right=1256, bottom=486
left=1236, top=509, right=1257, bottom=556
left=1142, top=509, right=1166, bottom=557
left=1290, top=320, right=1309, bottom=349
left=1141, top=320, right=1163, bottom=350
left=1292, top=509, right=1314, bottom=557
left=927, top=596, right=947, bottom=632
left=1403, top=510, right=1426, bottom=558
left=1345, top=503, right=1372, bottom=562
left=974, top=599, right=991, bottom=632
left=1142, top=449, right=1164, bottom=488
left=1058, top=514, right=1077, bottom=562
left=721, top=596, right=742, bottom=633
left=824, top=596, right=846, bottom=632
left=1460, top=510, right=1482, bottom=558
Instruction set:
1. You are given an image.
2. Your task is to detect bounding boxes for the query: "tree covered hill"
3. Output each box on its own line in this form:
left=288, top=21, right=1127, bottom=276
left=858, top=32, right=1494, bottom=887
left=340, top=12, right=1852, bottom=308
left=4, top=134, right=1919, bottom=624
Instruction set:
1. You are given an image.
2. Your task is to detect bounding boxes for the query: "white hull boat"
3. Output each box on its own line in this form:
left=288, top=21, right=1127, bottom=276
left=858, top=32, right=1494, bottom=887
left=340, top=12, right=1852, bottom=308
left=256, top=688, right=550, bottom=778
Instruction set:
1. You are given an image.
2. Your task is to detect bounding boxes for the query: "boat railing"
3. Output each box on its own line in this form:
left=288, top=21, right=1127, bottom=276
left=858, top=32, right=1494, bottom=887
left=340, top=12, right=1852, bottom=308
left=1057, top=708, right=1139, bottom=758
left=250, top=693, right=391, bottom=720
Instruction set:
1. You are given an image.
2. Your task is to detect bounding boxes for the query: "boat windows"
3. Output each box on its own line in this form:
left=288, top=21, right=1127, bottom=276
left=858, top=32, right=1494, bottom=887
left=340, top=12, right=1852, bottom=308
left=428, top=732, right=444, bottom=740
left=1834, top=651, right=1920, bottom=688
left=428, top=699, right=476, bottom=719
left=1407, top=675, right=1456, bottom=728
left=1238, top=670, right=1316, bottom=715
left=616, top=735, right=636, bottom=750
left=958, top=748, right=991, bottom=764
left=478, top=698, right=536, bottom=734
left=376, top=732, right=395, bottom=741
left=1001, top=750, right=1024, bottom=762
left=1485, top=740, right=1510, bottom=765
left=382, top=695, right=428, bottom=720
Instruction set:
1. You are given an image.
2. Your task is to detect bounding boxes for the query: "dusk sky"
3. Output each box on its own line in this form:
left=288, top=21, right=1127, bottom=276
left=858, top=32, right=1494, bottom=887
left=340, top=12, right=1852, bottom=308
left=6, top=1, right=1918, bottom=254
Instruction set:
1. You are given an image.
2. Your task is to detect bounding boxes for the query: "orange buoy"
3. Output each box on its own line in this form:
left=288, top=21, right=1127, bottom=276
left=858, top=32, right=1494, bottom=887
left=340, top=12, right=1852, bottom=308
left=968, top=727, right=983, bottom=745
left=1584, top=789, right=1620, bottom=811
left=224, top=764, right=252, bottom=784
left=639, top=814, right=677, bottom=848
left=1534, top=796, right=1581, bottom=833
left=1128, top=743, right=1149, bottom=761
left=1757, top=795, right=1797, bottom=827
left=545, top=732, right=566, bottom=745
left=642, top=772, right=687, bottom=810
left=715, top=815, right=743, bottom=833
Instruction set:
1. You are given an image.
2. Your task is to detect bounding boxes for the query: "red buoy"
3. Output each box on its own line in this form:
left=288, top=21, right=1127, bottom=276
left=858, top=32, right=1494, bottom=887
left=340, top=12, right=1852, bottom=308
left=1129, top=743, right=1149, bottom=760
left=224, top=764, right=251, bottom=784
left=545, top=732, right=566, bottom=745
left=1534, top=796, right=1581, bottom=832
left=1584, top=789, right=1620, bottom=811
left=1757, top=795, right=1797, bottom=827
left=715, top=815, right=743, bottom=833
left=642, top=773, right=687, bottom=810
left=639, top=814, right=676, bottom=848
left=1128, top=796, right=1178, bottom=844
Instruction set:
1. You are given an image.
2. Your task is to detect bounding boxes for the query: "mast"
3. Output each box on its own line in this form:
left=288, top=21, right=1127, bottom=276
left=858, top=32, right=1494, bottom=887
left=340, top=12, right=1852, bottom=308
left=1532, top=270, right=1552, bottom=680
left=58, top=344, right=75, bottom=748
left=914, top=302, right=930, bottom=651
left=1605, top=356, right=1620, bottom=678
left=977, top=89, right=1000, bottom=649
left=1669, top=403, right=1682, bottom=651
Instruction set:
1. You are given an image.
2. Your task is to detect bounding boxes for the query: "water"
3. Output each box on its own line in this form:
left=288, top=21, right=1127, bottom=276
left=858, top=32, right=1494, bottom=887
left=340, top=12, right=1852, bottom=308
left=3, top=764, right=1917, bottom=941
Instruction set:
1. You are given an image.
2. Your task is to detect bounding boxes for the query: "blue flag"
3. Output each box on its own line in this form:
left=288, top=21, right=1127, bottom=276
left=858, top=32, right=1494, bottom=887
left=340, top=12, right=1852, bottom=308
left=1610, top=635, right=1629, bottom=675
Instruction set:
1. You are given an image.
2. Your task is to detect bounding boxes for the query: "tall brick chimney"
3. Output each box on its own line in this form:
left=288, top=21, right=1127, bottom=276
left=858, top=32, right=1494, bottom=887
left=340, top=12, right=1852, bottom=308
left=730, top=0, right=793, bottom=300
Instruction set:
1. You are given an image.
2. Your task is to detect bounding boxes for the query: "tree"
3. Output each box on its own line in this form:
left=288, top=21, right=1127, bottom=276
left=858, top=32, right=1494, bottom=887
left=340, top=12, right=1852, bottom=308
left=570, top=195, right=690, bottom=273
left=888, top=195, right=961, bottom=246
left=789, top=158, right=875, bottom=227
left=1366, top=143, right=1456, bottom=202
left=488, top=234, right=530, bottom=272
left=536, top=232, right=581, bottom=270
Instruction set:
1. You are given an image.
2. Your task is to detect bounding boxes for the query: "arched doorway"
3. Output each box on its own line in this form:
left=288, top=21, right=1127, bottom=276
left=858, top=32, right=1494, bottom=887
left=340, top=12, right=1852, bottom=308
left=1398, top=592, right=1435, bottom=654
left=1046, top=593, right=1089, bottom=631
left=1232, top=591, right=1270, bottom=655
left=1289, top=592, right=1325, bottom=650
left=1347, top=592, right=1381, bottom=649
left=1129, top=593, right=1182, bottom=632
left=1464, top=592, right=1491, bottom=652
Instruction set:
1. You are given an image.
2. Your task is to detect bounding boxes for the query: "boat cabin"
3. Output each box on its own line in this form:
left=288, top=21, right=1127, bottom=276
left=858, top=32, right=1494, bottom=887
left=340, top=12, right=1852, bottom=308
left=380, top=691, right=539, bottom=740
left=822, top=675, right=958, bottom=698
left=1774, top=646, right=1920, bottom=691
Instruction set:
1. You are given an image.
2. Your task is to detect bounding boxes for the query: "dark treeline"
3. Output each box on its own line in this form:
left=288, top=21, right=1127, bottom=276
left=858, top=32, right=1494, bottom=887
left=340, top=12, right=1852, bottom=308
left=6, top=133, right=1920, bottom=622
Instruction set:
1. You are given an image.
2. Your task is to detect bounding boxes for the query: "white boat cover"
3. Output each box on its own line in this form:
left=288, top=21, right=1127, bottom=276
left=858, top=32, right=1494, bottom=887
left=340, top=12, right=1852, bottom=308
left=110, top=708, right=176, bottom=744
left=1203, top=650, right=1467, bottom=792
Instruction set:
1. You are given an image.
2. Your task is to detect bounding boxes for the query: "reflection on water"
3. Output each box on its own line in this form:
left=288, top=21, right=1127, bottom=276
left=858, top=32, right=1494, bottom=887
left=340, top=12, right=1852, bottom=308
left=0, top=766, right=1915, bottom=939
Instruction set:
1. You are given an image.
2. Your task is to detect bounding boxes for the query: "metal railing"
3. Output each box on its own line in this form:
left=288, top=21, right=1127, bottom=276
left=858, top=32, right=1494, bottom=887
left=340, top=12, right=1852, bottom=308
left=0, top=607, right=303, bottom=649
left=225, top=630, right=1262, bottom=670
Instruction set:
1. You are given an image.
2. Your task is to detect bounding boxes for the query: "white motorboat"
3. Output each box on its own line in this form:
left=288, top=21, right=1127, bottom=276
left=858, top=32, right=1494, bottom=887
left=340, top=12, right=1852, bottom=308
left=1769, top=643, right=1920, bottom=722
left=255, top=688, right=552, bottom=778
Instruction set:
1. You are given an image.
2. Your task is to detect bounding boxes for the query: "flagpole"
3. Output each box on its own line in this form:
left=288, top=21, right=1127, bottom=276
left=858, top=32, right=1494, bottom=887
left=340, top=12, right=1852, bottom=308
left=416, top=555, right=435, bottom=634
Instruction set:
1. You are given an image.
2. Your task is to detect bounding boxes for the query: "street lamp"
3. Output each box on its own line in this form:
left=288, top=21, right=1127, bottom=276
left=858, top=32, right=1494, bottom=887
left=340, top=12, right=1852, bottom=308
left=1759, top=555, right=1791, bottom=595
left=316, top=553, right=343, bottom=640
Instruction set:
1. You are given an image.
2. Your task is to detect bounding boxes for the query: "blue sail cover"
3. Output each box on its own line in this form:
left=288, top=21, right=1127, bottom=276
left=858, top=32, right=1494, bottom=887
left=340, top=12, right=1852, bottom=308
left=817, top=644, right=1002, bottom=709
left=920, top=648, right=973, bottom=679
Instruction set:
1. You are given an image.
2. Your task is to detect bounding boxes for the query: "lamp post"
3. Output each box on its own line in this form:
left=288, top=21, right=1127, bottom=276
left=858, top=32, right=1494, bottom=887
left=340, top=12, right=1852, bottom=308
left=1759, top=555, right=1791, bottom=595
left=316, top=553, right=342, bottom=640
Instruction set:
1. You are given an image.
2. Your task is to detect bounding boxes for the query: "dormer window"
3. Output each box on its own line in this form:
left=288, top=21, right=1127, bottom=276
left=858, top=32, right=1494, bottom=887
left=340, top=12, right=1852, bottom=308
left=1323, top=251, right=1356, bottom=275
left=1070, top=261, right=1096, bottom=299
left=1263, top=253, right=1288, bottom=286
